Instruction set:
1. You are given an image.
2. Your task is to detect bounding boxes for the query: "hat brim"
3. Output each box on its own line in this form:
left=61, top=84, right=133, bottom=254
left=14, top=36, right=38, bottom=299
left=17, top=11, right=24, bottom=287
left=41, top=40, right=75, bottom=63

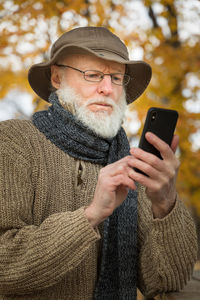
left=28, top=45, right=152, bottom=104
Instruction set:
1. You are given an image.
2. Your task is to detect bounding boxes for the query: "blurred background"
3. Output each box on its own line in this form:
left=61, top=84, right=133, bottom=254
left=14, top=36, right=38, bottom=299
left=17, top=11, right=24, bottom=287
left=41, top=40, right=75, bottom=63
left=0, top=0, right=200, bottom=273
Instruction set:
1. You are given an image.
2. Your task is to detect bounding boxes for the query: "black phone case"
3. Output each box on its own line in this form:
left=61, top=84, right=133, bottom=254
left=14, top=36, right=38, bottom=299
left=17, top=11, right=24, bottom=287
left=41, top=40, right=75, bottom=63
left=138, top=107, right=179, bottom=159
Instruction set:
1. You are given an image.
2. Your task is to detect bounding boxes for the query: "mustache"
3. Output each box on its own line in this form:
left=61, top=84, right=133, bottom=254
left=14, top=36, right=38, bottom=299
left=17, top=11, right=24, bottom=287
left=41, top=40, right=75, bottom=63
left=82, top=97, right=116, bottom=108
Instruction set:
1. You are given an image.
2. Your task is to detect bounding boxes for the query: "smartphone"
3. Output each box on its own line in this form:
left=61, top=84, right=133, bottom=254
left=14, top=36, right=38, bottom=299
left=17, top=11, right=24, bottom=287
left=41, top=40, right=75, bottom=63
left=135, top=107, right=178, bottom=174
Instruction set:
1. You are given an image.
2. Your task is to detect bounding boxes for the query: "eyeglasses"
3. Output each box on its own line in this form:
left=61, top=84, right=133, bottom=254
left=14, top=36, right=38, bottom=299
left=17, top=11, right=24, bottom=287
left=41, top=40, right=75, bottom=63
left=55, top=64, right=131, bottom=86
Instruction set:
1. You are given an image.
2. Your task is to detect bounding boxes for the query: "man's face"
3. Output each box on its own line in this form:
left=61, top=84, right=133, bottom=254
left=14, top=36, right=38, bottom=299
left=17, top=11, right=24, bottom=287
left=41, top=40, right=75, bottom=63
left=52, top=54, right=125, bottom=115
left=51, top=54, right=127, bottom=138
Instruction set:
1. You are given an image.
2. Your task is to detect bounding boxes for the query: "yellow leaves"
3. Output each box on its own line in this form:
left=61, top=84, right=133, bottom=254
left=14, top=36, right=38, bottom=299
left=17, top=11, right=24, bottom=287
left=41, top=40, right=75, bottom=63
left=154, top=28, right=165, bottom=41
left=143, top=0, right=152, bottom=7
left=33, top=95, right=50, bottom=112
left=178, top=148, right=200, bottom=214
left=95, top=0, right=106, bottom=23
left=124, top=3, right=200, bottom=214
left=0, top=69, right=28, bottom=98
left=161, top=0, right=175, bottom=6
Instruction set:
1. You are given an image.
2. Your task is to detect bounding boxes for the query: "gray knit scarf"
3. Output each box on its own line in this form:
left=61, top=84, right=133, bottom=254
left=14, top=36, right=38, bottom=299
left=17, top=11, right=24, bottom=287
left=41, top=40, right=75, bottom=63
left=32, top=92, right=138, bottom=300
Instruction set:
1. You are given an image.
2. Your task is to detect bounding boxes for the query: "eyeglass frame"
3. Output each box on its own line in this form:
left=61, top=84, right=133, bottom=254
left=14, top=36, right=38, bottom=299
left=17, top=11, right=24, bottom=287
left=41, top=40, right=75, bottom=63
left=55, top=63, right=131, bottom=86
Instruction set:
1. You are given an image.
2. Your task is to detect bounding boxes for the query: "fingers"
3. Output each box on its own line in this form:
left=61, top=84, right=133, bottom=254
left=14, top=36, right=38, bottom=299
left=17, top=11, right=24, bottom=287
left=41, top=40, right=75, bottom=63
left=128, top=132, right=180, bottom=217
left=145, top=132, right=179, bottom=160
left=130, top=147, right=179, bottom=178
left=112, top=174, right=136, bottom=190
left=130, top=147, right=163, bottom=173
left=129, top=132, right=180, bottom=185
left=144, top=132, right=180, bottom=172
left=98, top=158, right=137, bottom=190
left=171, top=135, right=179, bottom=153
left=90, top=158, right=137, bottom=224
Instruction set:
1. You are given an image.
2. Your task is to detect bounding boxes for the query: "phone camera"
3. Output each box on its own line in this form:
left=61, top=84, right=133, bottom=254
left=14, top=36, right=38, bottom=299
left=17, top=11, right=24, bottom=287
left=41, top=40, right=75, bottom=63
left=151, top=111, right=157, bottom=122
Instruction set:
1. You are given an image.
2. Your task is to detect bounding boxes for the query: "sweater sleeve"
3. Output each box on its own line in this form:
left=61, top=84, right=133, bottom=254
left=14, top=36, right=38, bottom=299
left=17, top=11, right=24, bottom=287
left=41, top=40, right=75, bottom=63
left=137, top=185, right=198, bottom=298
left=0, top=123, right=100, bottom=295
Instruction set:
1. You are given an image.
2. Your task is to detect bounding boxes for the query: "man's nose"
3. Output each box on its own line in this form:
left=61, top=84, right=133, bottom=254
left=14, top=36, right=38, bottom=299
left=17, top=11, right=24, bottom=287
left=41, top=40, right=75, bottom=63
left=97, top=75, right=113, bottom=96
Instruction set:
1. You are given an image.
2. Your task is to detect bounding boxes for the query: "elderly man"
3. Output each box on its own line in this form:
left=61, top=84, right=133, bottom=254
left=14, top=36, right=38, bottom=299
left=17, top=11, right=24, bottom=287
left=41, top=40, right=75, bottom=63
left=0, top=27, right=197, bottom=300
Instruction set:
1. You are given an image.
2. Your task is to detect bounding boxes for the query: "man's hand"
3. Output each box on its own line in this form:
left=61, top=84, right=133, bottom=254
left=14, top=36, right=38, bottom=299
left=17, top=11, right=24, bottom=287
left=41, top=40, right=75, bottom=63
left=130, top=132, right=180, bottom=218
left=85, top=132, right=180, bottom=227
left=85, top=156, right=137, bottom=227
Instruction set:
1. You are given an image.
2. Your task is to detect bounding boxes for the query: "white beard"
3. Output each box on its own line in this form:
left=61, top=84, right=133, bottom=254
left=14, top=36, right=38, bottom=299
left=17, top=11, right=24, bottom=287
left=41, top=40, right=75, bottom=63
left=56, top=84, right=127, bottom=139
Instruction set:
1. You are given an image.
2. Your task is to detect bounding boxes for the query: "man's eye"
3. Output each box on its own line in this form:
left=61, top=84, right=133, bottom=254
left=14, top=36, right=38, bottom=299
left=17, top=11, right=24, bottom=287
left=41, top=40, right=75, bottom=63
left=113, top=75, right=122, bottom=82
left=87, top=72, right=101, bottom=79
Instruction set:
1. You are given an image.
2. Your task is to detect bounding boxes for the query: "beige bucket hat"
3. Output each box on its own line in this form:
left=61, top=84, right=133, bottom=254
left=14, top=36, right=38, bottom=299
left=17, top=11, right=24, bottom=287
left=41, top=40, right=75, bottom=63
left=28, top=26, right=152, bottom=104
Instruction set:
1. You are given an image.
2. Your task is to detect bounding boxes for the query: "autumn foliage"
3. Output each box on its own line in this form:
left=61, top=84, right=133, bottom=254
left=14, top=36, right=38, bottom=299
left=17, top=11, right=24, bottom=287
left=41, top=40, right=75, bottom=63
left=0, top=0, right=200, bottom=214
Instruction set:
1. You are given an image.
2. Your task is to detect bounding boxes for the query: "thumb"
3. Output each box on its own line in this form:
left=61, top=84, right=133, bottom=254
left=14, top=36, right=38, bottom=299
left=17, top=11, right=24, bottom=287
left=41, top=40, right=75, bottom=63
left=171, top=135, right=179, bottom=153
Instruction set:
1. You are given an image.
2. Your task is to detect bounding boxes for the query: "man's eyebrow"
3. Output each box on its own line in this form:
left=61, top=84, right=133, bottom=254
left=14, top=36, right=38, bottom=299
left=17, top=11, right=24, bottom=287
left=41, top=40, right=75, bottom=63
left=106, top=67, right=125, bottom=73
left=81, top=64, right=125, bottom=73
left=109, top=69, right=122, bottom=73
left=113, top=66, right=126, bottom=73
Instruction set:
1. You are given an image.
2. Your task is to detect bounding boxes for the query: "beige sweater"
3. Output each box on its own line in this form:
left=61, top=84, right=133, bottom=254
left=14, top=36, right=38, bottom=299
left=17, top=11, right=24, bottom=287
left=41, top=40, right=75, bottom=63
left=0, top=119, right=197, bottom=300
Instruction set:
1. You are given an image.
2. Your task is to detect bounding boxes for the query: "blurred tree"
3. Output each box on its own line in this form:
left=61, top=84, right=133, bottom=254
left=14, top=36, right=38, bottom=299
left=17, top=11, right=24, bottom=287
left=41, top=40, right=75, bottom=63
left=0, top=0, right=200, bottom=213
left=132, top=0, right=200, bottom=214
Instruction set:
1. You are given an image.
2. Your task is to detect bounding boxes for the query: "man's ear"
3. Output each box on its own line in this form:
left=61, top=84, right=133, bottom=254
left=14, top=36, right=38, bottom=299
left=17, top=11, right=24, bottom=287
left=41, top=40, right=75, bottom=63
left=51, top=65, right=62, bottom=89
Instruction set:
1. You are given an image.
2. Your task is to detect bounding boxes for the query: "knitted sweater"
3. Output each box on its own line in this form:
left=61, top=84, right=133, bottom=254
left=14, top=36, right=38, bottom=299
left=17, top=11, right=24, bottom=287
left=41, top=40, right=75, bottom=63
left=0, top=119, right=197, bottom=300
